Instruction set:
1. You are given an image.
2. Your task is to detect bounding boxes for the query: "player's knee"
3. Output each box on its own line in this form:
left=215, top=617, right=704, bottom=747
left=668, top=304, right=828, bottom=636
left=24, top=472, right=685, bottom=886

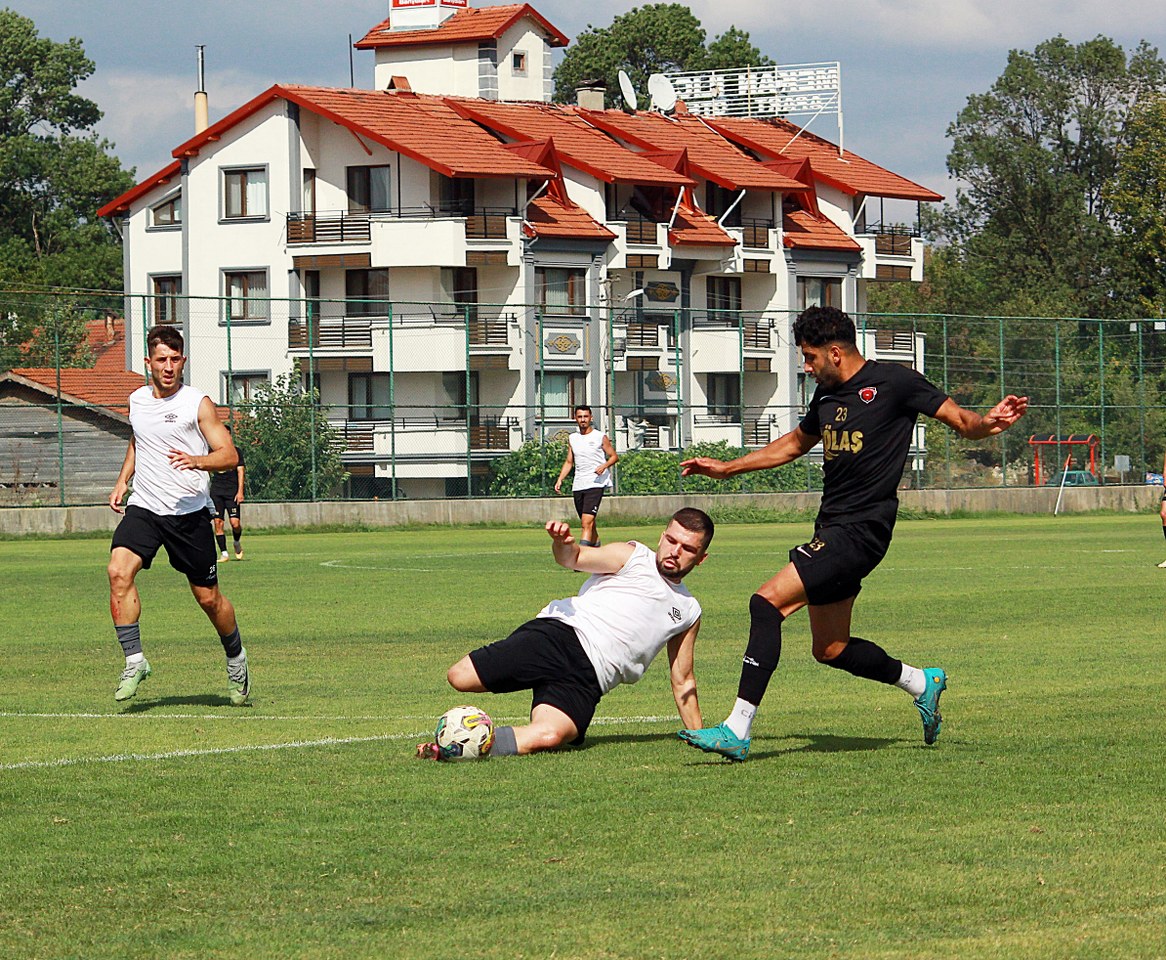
left=447, top=658, right=477, bottom=691
left=528, top=726, right=567, bottom=752
left=107, top=562, right=133, bottom=594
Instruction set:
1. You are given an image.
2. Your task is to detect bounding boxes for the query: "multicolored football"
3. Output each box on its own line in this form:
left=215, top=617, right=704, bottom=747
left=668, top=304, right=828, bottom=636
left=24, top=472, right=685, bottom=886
left=434, top=705, right=495, bottom=761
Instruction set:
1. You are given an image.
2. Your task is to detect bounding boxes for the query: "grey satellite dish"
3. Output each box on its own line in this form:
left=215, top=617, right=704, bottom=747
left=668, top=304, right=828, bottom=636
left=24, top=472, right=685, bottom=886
left=618, top=70, right=638, bottom=112
left=647, top=73, right=678, bottom=114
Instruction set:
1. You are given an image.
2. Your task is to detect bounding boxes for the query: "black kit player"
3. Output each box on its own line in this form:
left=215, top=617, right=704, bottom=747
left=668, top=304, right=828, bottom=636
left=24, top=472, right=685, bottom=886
left=107, top=325, right=251, bottom=705
left=677, top=306, right=1028, bottom=760
left=210, top=425, right=246, bottom=561
left=417, top=509, right=713, bottom=759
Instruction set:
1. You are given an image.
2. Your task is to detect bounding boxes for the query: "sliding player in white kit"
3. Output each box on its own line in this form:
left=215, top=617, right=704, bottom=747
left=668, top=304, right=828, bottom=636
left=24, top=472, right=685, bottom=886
left=107, top=325, right=251, bottom=706
left=416, top=508, right=714, bottom=758
left=554, top=405, right=618, bottom=546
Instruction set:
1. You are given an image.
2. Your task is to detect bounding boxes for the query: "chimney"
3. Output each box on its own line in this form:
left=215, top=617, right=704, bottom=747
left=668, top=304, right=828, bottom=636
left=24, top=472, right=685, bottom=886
left=576, top=80, right=606, bottom=111
left=194, top=45, right=209, bottom=134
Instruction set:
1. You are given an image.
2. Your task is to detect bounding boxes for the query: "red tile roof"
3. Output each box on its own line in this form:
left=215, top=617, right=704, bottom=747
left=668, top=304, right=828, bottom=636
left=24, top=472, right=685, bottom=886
left=97, top=160, right=180, bottom=218
left=669, top=210, right=736, bottom=247
left=447, top=98, right=694, bottom=187
left=578, top=110, right=806, bottom=192
left=525, top=196, right=615, bottom=241
left=356, top=4, right=568, bottom=50
left=707, top=117, right=943, bottom=201
left=782, top=210, right=862, bottom=252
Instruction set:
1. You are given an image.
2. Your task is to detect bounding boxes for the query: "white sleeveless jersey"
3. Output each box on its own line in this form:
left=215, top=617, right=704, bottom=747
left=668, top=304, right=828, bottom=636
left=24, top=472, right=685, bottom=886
left=538, top=542, right=702, bottom=693
left=569, top=429, right=612, bottom=490
left=126, top=384, right=212, bottom=516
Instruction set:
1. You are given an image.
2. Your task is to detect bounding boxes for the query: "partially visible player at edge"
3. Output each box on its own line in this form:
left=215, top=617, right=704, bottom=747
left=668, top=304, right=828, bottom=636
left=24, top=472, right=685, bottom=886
left=678, top=306, right=1027, bottom=760
left=1158, top=447, right=1166, bottom=568
left=210, top=424, right=246, bottom=561
left=107, top=325, right=251, bottom=705
left=554, top=404, right=618, bottom=547
left=417, top=508, right=713, bottom=758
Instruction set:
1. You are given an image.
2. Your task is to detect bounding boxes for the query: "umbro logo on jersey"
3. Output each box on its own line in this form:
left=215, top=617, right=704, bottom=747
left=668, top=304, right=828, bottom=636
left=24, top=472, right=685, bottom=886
left=668, top=606, right=682, bottom=623
left=164, top=412, right=179, bottom=421
left=859, top=387, right=877, bottom=404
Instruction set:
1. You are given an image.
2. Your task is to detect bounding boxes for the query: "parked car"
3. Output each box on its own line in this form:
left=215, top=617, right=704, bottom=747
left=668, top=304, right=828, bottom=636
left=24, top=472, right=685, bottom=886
left=1049, top=470, right=1099, bottom=486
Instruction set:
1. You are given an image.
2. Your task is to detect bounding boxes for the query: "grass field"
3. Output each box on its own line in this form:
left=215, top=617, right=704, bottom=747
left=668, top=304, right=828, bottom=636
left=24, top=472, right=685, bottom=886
left=2, top=513, right=1165, bottom=959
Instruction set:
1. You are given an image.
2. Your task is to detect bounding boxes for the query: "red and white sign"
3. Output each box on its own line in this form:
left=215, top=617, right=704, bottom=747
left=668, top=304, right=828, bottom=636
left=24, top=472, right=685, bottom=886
left=392, top=0, right=467, bottom=8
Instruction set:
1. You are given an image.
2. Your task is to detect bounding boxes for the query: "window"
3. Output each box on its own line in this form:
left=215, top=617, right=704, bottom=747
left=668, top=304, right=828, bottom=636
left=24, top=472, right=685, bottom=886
left=706, top=183, right=741, bottom=227
left=437, top=174, right=474, bottom=216
left=349, top=372, right=391, bottom=420
left=224, top=271, right=269, bottom=322
left=302, top=168, right=316, bottom=215
left=345, top=268, right=389, bottom=317
left=706, top=373, right=741, bottom=421
left=151, top=193, right=182, bottom=227
left=347, top=165, right=391, bottom=214
left=223, top=168, right=267, bottom=219
left=797, top=277, right=842, bottom=310
left=536, top=371, right=586, bottom=419
left=537, top=267, right=586, bottom=316
left=441, top=371, right=479, bottom=422
left=302, top=270, right=321, bottom=322
left=512, top=50, right=528, bottom=75
left=707, top=277, right=742, bottom=319
left=224, top=371, right=269, bottom=406
left=152, top=275, right=182, bottom=325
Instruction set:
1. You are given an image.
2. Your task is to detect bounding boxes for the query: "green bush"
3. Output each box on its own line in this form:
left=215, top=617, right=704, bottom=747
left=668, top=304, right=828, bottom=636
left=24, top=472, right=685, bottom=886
left=487, top=438, right=568, bottom=497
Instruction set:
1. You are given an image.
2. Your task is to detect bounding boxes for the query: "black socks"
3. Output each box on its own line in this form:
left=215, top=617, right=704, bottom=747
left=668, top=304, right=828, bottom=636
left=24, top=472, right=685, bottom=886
left=737, top=594, right=785, bottom=705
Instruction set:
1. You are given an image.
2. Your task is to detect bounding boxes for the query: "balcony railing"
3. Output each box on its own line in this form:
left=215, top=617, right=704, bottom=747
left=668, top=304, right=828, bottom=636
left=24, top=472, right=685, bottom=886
left=329, top=417, right=519, bottom=454
left=288, top=317, right=373, bottom=349
left=621, top=215, right=661, bottom=244
left=856, top=222, right=919, bottom=256
left=740, top=218, right=774, bottom=248
left=287, top=211, right=372, bottom=244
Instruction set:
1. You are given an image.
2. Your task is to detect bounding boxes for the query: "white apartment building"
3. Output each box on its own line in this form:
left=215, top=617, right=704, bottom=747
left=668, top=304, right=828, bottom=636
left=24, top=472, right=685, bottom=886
left=99, top=0, right=941, bottom=499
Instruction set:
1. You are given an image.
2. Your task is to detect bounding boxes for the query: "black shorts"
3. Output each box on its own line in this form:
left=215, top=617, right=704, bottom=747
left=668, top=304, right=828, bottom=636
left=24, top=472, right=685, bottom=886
left=111, top=505, right=219, bottom=587
left=468, top=618, right=603, bottom=745
left=789, top=520, right=893, bottom=606
left=573, top=487, right=606, bottom=518
left=211, top=493, right=241, bottom=520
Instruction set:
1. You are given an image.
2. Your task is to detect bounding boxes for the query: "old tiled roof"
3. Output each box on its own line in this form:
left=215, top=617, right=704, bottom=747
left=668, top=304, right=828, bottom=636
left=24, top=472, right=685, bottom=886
left=356, top=4, right=568, bottom=50
left=578, top=110, right=806, bottom=192
left=708, top=116, right=943, bottom=201
left=447, top=98, right=693, bottom=187
left=782, top=210, right=862, bottom=252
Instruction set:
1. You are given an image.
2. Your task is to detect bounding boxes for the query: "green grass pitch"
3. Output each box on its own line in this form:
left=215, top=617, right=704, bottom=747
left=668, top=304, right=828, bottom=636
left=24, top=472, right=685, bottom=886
left=1, top=513, right=1164, bottom=959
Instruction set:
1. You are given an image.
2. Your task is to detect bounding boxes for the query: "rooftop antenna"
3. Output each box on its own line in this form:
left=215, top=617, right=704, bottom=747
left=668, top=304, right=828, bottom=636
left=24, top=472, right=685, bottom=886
left=647, top=73, right=677, bottom=114
left=618, top=70, right=638, bottom=113
left=348, top=34, right=355, bottom=87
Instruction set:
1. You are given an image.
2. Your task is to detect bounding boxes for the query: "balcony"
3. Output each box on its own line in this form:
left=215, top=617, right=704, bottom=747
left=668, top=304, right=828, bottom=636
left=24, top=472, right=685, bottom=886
left=330, top=416, right=521, bottom=457
left=855, top=222, right=923, bottom=282
left=740, top=217, right=775, bottom=249
left=288, top=317, right=373, bottom=350
left=287, top=211, right=371, bottom=245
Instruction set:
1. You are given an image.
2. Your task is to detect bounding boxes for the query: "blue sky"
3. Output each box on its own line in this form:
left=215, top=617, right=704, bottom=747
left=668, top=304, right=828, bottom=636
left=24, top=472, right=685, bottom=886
left=18, top=0, right=1165, bottom=204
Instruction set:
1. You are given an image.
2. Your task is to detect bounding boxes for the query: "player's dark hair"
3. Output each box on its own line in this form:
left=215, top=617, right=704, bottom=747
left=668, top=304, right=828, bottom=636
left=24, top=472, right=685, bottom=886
left=146, top=324, right=185, bottom=355
left=792, top=306, right=856, bottom=348
left=574, top=404, right=592, bottom=415
left=671, top=507, right=714, bottom=549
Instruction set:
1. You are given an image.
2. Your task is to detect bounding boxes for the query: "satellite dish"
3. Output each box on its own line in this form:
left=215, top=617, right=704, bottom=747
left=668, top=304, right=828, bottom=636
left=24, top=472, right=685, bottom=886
left=618, top=70, right=638, bottom=113
left=647, top=73, right=677, bottom=114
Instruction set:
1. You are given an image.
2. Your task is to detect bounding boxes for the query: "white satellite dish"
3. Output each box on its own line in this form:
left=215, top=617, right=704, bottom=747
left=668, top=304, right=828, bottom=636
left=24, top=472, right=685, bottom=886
left=618, top=70, right=638, bottom=113
left=647, top=73, right=678, bottom=114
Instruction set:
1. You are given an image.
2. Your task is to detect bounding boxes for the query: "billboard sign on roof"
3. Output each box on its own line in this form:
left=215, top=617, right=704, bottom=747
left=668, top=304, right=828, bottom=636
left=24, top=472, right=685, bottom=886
left=666, top=62, right=841, bottom=120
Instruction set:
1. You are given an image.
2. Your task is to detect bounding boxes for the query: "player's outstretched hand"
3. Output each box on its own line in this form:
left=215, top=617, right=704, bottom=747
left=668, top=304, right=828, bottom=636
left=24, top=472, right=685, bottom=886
left=545, top=520, right=575, bottom=544
left=681, top=456, right=730, bottom=479
left=983, top=395, right=1029, bottom=434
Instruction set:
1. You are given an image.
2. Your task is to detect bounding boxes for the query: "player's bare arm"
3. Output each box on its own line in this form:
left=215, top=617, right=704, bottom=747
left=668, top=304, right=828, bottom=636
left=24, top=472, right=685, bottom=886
left=167, top=397, right=239, bottom=472
left=109, top=437, right=136, bottom=513
left=600, top=434, right=619, bottom=472
left=546, top=520, right=634, bottom=573
left=553, top=446, right=574, bottom=494
left=932, top=395, right=1029, bottom=440
left=667, top=619, right=702, bottom=730
left=681, top=425, right=819, bottom=479
left=235, top=465, right=245, bottom=503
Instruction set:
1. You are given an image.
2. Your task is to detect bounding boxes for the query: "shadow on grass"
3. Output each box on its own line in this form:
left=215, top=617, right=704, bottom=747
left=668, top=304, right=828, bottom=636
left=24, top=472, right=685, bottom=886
left=120, top=693, right=241, bottom=712
left=678, top=732, right=904, bottom=764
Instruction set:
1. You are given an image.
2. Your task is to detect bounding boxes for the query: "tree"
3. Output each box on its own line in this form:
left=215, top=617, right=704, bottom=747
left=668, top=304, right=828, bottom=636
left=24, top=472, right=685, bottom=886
left=231, top=374, right=347, bottom=501
left=0, top=10, right=134, bottom=293
left=552, top=4, right=771, bottom=106
left=486, top=438, right=568, bottom=497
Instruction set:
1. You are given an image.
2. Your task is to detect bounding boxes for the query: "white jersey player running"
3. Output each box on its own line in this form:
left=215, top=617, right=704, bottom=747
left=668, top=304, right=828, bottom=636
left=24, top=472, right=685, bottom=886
left=417, top=508, right=714, bottom=759
left=554, top=405, right=618, bottom=547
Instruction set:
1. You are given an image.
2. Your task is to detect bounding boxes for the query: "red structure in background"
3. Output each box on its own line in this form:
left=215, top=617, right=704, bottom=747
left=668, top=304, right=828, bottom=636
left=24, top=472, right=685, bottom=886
left=1028, top=434, right=1099, bottom=485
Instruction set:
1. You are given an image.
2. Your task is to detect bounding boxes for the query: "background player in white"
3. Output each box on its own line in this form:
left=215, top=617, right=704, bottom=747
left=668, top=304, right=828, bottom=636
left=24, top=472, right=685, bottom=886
left=416, top=508, right=713, bottom=758
left=678, top=306, right=1027, bottom=760
left=107, top=325, right=250, bottom=705
left=554, top=405, right=618, bottom=547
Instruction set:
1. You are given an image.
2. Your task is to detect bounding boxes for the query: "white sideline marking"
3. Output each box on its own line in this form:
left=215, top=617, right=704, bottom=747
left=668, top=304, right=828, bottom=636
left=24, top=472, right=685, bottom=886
left=0, top=715, right=677, bottom=771
left=0, top=712, right=677, bottom=724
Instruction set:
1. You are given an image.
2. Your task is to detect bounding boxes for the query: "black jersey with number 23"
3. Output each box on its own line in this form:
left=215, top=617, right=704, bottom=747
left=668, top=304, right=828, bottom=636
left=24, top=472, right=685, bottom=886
left=800, top=361, right=948, bottom=528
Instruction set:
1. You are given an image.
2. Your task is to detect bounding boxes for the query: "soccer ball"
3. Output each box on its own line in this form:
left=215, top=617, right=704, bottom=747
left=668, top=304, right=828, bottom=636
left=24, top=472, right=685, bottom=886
left=434, top=705, right=495, bottom=761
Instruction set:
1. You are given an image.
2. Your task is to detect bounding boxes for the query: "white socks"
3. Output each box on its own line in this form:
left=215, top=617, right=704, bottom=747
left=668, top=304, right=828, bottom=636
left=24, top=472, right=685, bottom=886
left=895, top=663, right=927, bottom=698
left=125, top=652, right=146, bottom=667
left=724, top=698, right=757, bottom=739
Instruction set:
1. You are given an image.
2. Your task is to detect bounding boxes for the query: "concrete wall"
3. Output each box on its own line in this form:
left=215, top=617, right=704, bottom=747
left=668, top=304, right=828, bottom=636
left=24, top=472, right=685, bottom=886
left=1, top=484, right=1160, bottom=537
